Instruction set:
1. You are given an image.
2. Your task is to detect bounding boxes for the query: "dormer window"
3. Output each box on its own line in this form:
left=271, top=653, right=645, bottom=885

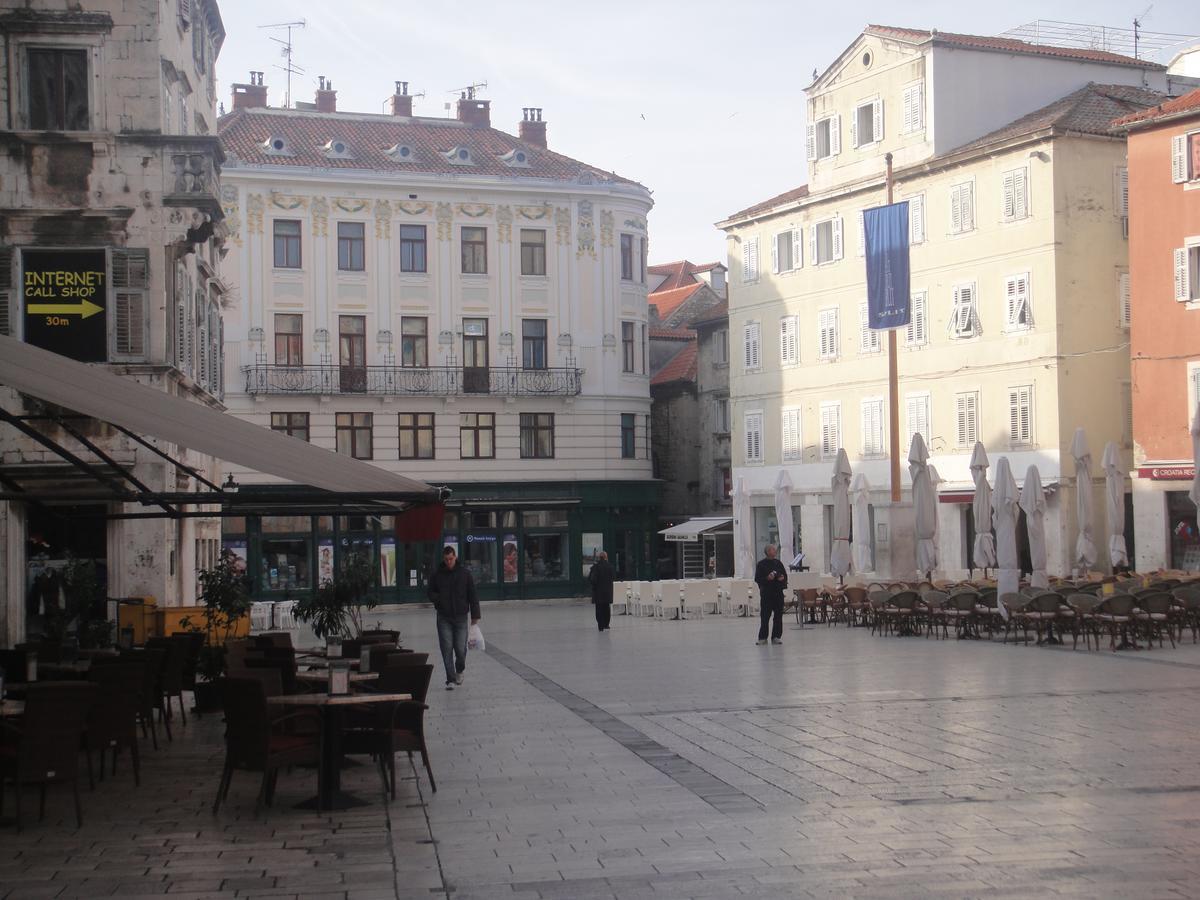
left=385, top=144, right=415, bottom=161
left=262, top=135, right=290, bottom=155
left=500, top=148, right=530, bottom=168
left=444, top=146, right=474, bottom=166
left=324, top=138, right=352, bottom=159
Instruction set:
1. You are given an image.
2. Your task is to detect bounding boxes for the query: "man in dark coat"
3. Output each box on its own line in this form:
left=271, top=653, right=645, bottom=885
left=754, top=544, right=788, bottom=645
left=588, top=551, right=615, bottom=632
left=427, top=546, right=481, bottom=689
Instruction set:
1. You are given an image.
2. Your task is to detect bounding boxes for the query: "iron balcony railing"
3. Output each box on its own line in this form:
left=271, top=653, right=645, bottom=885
left=242, top=364, right=583, bottom=397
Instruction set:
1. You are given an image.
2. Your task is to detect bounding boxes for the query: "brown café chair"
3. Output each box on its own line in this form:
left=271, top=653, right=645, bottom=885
left=85, top=663, right=143, bottom=786
left=343, top=664, right=436, bottom=798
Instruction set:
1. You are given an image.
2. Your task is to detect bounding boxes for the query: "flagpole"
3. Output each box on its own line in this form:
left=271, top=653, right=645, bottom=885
left=886, top=152, right=901, bottom=502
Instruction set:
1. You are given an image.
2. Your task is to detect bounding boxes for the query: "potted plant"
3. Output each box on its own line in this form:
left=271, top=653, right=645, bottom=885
left=186, top=548, right=252, bottom=711
left=295, top=549, right=379, bottom=639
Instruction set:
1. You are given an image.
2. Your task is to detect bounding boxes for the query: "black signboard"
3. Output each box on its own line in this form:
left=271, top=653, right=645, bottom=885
left=23, top=249, right=107, bottom=362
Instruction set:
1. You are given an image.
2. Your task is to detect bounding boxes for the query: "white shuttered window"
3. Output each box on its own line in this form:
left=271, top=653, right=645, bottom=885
left=906, top=291, right=927, bottom=346
left=1005, top=273, right=1032, bottom=331
left=1002, top=168, right=1029, bottom=221
left=908, top=194, right=926, bottom=245
left=950, top=182, right=974, bottom=234
left=861, top=399, right=885, bottom=456
left=0, top=247, right=12, bottom=337
left=1009, top=385, right=1034, bottom=446
left=743, top=321, right=761, bottom=371
left=902, top=82, right=924, bottom=134
left=820, top=402, right=841, bottom=459
left=950, top=283, right=979, bottom=338
left=1172, top=134, right=1188, bottom=184
left=742, top=235, right=759, bottom=282
left=1119, top=271, right=1131, bottom=328
left=1114, top=166, right=1129, bottom=217
left=781, top=408, right=802, bottom=461
left=956, top=392, right=979, bottom=447
left=818, top=308, right=839, bottom=360
left=904, top=393, right=930, bottom=453
left=858, top=302, right=881, bottom=354
left=772, top=228, right=802, bottom=273
left=779, top=315, right=799, bottom=366
left=744, top=412, right=764, bottom=463
left=811, top=217, right=843, bottom=265
left=1177, top=247, right=1200, bottom=302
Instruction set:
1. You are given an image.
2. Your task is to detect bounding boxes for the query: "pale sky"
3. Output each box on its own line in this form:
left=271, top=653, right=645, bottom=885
left=214, top=1, right=1199, bottom=267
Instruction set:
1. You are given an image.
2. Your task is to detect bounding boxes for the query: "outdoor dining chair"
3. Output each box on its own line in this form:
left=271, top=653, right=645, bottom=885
left=344, top=662, right=436, bottom=799
left=0, top=681, right=97, bottom=830
left=1170, top=586, right=1200, bottom=642
left=85, top=663, right=142, bottom=786
left=1093, top=594, right=1139, bottom=651
left=1133, top=591, right=1176, bottom=648
left=147, top=637, right=188, bottom=726
left=212, top=678, right=320, bottom=814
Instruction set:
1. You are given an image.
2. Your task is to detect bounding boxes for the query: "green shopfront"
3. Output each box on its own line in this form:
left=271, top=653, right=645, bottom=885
left=222, top=480, right=660, bottom=603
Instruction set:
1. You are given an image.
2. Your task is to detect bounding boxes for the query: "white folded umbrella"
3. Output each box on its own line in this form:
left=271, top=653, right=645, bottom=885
left=1102, top=442, right=1129, bottom=569
left=850, top=472, right=873, bottom=574
left=1020, top=465, right=1049, bottom=589
left=910, top=433, right=938, bottom=578
left=830, top=449, right=853, bottom=578
left=733, top=477, right=755, bottom=580
left=1071, top=428, right=1097, bottom=575
left=993, top=456, right=1019, bottom=620
left=970, top=442, right=997, bottom=570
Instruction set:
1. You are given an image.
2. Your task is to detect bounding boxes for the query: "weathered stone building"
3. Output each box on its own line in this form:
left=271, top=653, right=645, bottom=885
left=0, top=0, right=229, bottom=644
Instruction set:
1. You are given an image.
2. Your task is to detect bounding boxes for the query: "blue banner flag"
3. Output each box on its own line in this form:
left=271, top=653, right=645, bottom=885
left=864, top=202, right=911, bottom=330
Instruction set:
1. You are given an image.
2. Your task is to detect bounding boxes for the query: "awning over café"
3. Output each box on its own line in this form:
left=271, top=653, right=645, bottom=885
left=658, top=517, right=733, bottom=542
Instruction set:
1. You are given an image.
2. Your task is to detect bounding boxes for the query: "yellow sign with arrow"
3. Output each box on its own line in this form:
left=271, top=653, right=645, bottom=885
left=26, top=299, right=105, bottom=319
left=22, top=249, right=109, bottom=362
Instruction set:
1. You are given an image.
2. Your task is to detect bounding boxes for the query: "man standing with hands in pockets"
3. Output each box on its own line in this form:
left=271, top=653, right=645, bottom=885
left=755, top=544, right=788, bottom=645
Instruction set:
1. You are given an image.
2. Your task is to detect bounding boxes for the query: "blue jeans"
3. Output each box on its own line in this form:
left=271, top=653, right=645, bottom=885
left=436, top=615, right=469, bottom=682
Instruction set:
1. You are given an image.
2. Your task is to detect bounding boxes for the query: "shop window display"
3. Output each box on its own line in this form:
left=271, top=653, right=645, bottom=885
left=1169, top=491, right=1200, bottom=571
left=462, top=536, right=497, bottom=584
left=525, top=533, right=567, bottom=581
left=260, top=515, right=311, bottom=592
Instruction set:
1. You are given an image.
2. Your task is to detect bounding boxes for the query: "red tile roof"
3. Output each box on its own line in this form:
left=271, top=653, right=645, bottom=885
left=867, top=25, right=1165, bottom=70
left=651, top=341, right=698, bottom=387
left=647, top=259, right=722, bottom=290
left=217, top=107, right=642, bottom=187
left=1113, top=87, right=1200, bottom=127
left=951, top=83, right=1166, bottom=153
left=649, top=326, right=696, bottom=341
left=724, top=184, right=809, bottom=223
left=649, top=283, right=704, bottom=321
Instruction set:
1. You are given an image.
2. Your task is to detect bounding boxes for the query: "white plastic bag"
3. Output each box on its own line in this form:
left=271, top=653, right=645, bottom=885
left=467, top=622, right=486, bottom=651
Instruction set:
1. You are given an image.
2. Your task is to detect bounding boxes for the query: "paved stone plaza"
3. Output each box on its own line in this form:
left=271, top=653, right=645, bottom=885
left=6, top=602, right=1200, bottom=899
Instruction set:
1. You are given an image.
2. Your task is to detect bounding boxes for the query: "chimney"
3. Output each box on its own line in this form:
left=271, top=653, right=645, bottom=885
left=231, top=71, right=268, bottom=110
left=315, top=76, right=337, bottom=113
left=390, top=81, right=413, bottom=117
left=519, top=107, right=547, bottom=149
left=456, top=93, right=491, bottom=127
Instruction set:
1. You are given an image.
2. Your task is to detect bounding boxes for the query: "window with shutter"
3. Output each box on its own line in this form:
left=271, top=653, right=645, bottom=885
left=858, top=302, right=880, bottom=354
left=906, top=291, right=927, bottom=346
left=1176, top=248, right=1193, bottom=302
left=742, top=236, right=759, bottom=282
left=112, top=249, right=149, bottom=359
left=950, top=182, right=974, bottom=234
left=1190, top=366, right=1200, bottom=421
left=743, top=322, right=761, bottom=371
left=830, top=114, right=841, bottom=155
left=1008, top=385, right=1034, bottom=446
left=955, top=392, right=979, bottom=447
left=1114, top=167, right=1129, bottom=217
left=806, top=122, right=816, bottom=161
left=904, top=393, right=930, bottom=452
left=774, top=230, right=795, bottom=273
left=781, top=408, right=802, bottom=461
left=174, top=264, right=188, bottom=369
left=860, top=399, right=884, bottom=456
left=1121, top=382, right=1133, bottom=447
left=1002, top=169, right=1028, bottom=221
left=1119, top=272, right=1131, bottom=328
left=792, top=228, right=803, bottom=269
left=820, top=402, right=841, bottom=458
left=951, top=284, right=979, bottom=337
left=902, top=82, right=923, bottom=134
left=0, top=246, right=12, bottom=337
left=1172, top=134, right=1187, bottom=184
left=872, top=99, right=883, bottom=143
left=1005, top=273, right=1031, bottom=331
left=818, top=308, right=839, bottom=360
left=832, top=216, right=843, bottom=261
left=908, top=194, right=925, bottom=245
left=744, top=412, right=764, bottom=463
left=779, top=315, right=798, bottom=366
left=179, top=0, right=192, bottom=27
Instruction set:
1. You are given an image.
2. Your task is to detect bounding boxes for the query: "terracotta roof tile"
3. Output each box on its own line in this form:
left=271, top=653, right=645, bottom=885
left=724, top=184, right=809, bottom=222
left=647, top=259, right=720, bottom=290
left=867, top=25, right=1165, bottom=70
left=1113, top=87, right=1200, bottom=127
left=217, top=107, right=642, bottom=187
left=649, top=326, right=696, bottom=340
left=650, top=341, right=698, bottom=386
left=950, top=83, right=1166, bottom=153
left=649, top=283, right=704, bottom=321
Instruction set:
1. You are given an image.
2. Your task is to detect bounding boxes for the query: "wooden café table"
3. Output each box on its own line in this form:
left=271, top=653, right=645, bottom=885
left=266, top=691, right=409, bottom=811
left=293, top=671, right=378, bottom=685
left=0, top=699, right=23, bottom=717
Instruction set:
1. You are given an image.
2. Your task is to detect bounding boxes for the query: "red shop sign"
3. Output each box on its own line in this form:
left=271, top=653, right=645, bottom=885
left=1137, top=466, right=1197, bottom=481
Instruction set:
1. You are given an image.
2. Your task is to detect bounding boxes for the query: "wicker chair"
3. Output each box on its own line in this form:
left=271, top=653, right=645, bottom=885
left=1093, top=594, right=1139, bottom=651
left=85, top=663, right=142, bottom=785
left=1133, top=591, right=1176, bottom=649
left=343, top=664, right=436, bottom=798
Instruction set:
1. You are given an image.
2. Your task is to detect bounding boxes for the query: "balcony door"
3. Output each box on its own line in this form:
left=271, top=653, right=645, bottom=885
left=463, top=318, right=489, bottom=394
left=339, top=315, right=366, bottom=393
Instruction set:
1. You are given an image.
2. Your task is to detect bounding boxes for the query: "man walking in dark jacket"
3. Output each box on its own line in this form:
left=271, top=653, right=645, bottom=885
left=427, top=546, right=481, bottom=689
left=588, top=551, right=615, bottom=632
left=755, top=544, right=788, bottom=645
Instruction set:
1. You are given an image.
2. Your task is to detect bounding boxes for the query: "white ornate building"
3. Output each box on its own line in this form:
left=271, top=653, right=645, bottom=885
left=217, top=81, right=658, bottom=600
